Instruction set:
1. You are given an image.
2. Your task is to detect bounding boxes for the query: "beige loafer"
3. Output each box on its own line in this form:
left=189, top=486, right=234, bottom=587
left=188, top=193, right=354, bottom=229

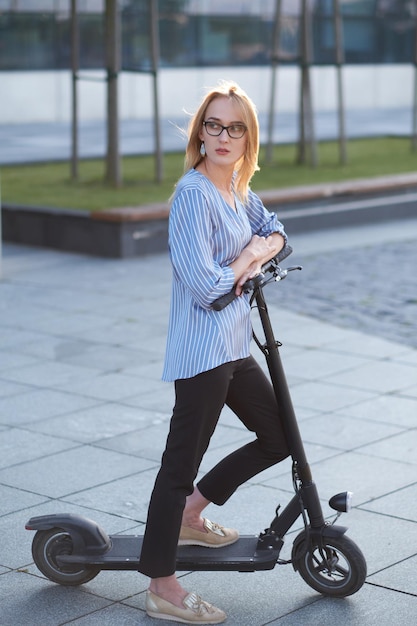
left=145, top=590, right=226, bottom=624
left=178, top=518, right=239, bottom=548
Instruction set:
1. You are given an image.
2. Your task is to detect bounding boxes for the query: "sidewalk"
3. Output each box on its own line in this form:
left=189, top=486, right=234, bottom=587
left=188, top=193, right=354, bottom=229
left=0, top=107, right=414, bottom=165
left=0, top=219, right=416, bottom=625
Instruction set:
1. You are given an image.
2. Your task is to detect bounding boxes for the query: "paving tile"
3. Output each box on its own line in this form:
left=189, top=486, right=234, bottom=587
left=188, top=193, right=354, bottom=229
left=0, top=350, right=40, bottom=372
left=268, top=316, right=355, bottom=349
left=55, top=343, right=143, bottom=372
left=393, top=348, right=417, bottom=366
left=62, top=469, right=158, bottom=522
left=23, top=564, right=150, bottom=603
left=25, top=403, right=158, bottom=444
left=325, top=333, right=411, bottom=359
left=0, top=388, right=101, bottom=426
left=289, top=380, right=375, bottom=413
left=94, top=422, right=178, bottom=461
left=281, top=348, right=371, bottom=381
left=0, top=571, right=113, bottom=625
left=0, top=446, right=153, bottom=498
left=0, top=378, right=33, bottom=399
left=0, top=428, right=78, bottom=469
left=355, top=428, right=417, bottom=464
left=0, top=302, right=58, bottom=330
left=297, top=412, right=404, bottom=451
left=0, top=328, right=53, bottom=352
left=339, top=393, right=417, bottom=428
left=21, top=286, right=125, bottom=314
left=0, top=484, right=47, bottom=516
left=120, top=385, right=175, bottom=413
left=53, top=371, right=162, bottom=402
left=59, top=603, right=147, bottom=625
left=73, top=320, right=155, bottom=349
left=1, top=360, right=96, bottom=388
left=121, top=358, right=169, bottom=381
left=12, top=334, right=94, bottom=360
left=358, top=482, right=417, bottom=523
left=367, top=554, right=417, bottom=595
left=402, top=384, right=417, bottom=398
left=324, top=360, right=417, bottom=394
left=266, top=584, right=417, bottom=625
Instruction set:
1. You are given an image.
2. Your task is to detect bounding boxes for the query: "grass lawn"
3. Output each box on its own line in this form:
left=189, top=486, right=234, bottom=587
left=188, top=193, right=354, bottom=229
left=1, top=137, right=417, bottom=212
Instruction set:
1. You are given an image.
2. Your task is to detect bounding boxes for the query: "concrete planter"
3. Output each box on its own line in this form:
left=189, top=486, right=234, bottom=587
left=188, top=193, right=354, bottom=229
left=2, top=203, right=170, bottom=258
left=2, top=173, right=417, bottom=257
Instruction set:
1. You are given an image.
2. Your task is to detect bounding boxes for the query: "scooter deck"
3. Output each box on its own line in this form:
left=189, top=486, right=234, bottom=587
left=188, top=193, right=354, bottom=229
left=57, top=535, right=282, bottom=573
left=177, top=536, right=281, bottom=571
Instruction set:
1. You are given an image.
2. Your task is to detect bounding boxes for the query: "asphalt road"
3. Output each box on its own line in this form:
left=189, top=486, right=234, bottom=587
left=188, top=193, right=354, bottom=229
left=267, top=220, right=417, bottom=349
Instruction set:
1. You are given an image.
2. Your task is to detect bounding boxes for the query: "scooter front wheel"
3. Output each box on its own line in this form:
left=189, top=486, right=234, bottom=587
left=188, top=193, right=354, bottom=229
left=32, top=528, right=100, bottom=586
left=292, top=531, right=366, bottom=597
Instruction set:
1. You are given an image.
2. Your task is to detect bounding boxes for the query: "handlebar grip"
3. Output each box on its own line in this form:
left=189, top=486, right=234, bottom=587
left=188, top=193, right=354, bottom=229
left=211, top=287, right=237, bottom=311
left=275, top=243, right=293, bottom=264
left=211, top=274, right=264, bottom=311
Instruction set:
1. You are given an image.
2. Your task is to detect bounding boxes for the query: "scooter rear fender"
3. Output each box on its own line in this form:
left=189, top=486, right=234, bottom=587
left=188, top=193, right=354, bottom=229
left=25, top=513, right=111, bottom=555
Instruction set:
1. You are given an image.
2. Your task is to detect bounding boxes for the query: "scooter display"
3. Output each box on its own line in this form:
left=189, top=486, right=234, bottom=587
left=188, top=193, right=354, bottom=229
left=26, top=245, right=367, bottom=598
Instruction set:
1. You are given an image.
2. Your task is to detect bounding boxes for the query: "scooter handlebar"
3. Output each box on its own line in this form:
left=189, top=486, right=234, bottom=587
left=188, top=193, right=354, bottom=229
left=272, top=243, right=293, bottom=265
left=211, top=243, right=293, bottom=311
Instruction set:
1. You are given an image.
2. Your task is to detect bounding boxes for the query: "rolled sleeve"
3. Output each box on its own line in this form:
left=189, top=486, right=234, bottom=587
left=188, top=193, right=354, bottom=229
left=246, top=189, right=288, bottom=243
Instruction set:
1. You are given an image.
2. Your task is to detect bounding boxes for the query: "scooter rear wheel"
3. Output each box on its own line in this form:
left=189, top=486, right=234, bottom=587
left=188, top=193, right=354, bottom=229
left=32, top=527, right=100, bottom=586
left=292, top=531, right=366, bottom=597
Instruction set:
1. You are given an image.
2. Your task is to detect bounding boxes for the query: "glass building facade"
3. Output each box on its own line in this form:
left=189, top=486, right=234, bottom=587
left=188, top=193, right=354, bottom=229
left=0, top=0, right=415, bottom=72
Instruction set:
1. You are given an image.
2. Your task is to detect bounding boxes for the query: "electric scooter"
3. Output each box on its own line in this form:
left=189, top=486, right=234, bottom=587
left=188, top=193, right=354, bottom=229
left=26, top=245, right=367, bottom=598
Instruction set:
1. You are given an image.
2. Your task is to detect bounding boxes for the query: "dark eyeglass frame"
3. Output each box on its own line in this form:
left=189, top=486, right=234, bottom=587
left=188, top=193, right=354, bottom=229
left=203, top=121, right=247, bottom=139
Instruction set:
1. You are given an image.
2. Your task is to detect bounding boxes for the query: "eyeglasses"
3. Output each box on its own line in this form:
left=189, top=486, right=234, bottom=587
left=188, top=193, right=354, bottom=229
left=203, top=121, right=247, bottom=139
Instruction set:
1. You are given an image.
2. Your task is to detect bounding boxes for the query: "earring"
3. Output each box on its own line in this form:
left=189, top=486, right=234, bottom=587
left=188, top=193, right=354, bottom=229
left=200, top=142, right=206, bottom=157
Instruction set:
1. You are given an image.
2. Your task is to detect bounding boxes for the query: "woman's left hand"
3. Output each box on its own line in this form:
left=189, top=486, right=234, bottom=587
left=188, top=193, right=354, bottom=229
left=232, top=233, right=285, bottom=296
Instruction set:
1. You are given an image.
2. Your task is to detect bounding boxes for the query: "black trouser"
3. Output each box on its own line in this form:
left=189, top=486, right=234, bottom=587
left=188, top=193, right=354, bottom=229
left=138, top=355, right=289, bottom=578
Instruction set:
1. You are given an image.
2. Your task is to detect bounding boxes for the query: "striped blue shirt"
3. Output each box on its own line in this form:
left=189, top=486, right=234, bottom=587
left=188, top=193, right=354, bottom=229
left=162, top=168, right=287, bottom=381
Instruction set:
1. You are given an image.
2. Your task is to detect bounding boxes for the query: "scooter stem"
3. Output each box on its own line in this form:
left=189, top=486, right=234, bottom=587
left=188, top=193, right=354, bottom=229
left=254, top=284, right=326, bottom=530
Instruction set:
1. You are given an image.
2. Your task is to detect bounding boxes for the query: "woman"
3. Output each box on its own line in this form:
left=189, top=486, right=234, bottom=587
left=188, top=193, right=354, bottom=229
left=139, top=81, right=290, bottom=624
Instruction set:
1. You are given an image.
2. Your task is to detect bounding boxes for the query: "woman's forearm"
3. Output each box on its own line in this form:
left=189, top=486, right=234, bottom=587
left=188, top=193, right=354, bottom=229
left=230, top=232, right=285, bottom=294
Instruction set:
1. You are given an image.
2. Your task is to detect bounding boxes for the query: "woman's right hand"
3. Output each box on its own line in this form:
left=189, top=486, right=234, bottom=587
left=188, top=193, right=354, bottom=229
left=246, top=234, right=276, bottom=264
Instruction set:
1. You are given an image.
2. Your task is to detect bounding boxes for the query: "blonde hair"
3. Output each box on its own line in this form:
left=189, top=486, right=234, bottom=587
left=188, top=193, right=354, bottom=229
left=184, top=81, right=260, bottom=204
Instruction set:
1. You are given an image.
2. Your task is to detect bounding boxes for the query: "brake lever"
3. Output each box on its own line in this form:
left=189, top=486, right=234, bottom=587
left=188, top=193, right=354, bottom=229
left=274, top=265, right=303, bottom=281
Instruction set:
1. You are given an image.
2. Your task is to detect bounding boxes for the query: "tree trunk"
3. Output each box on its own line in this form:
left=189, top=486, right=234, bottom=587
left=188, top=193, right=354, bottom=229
left=105, top=0, right=122, bottom=187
